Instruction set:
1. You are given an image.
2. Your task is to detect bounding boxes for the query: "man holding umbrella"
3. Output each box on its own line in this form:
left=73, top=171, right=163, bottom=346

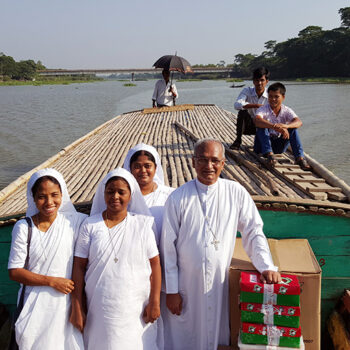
left=152, top=69, right=178, bottom=107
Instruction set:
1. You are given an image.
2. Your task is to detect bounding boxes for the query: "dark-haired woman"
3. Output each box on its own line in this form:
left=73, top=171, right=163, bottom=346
left=8, top=168, right=86, bottom=349
left=70, top=168, right=161, bottom=349
left=123, top=143, right=174, bottom=245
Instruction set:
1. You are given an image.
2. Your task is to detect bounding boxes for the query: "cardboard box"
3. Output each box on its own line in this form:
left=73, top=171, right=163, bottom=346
left=230, top=238, right=321, bottom=350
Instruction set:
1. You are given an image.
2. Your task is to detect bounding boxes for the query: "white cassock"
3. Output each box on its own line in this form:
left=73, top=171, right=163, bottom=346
left=160, top=178, right=277, bottom=350
left=144, top=184, right=175, bottom=242
left=8, top=212, right=86, bottom=350
left=74, top=212, right=160, bottom=350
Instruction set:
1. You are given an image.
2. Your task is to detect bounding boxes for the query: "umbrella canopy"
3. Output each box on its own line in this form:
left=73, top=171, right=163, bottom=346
left=153, top=55, right=193, bottom=73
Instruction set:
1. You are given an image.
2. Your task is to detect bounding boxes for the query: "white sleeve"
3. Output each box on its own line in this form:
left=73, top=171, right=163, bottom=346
left=74, top=219, right=91, bottom=258
left=152, top=81, right=159, bottom=101
left=237, top=187, right=278, bottom=273
left=234, top=87, right=250, bottom=110
left=146, top=217, right=159, bottom=259
left=160, top=194, right=180, bottom=294
left=256, top=105, right=266, bottom=119
left=285, top=107, right=298, bottom=123
left=8, top=220, right=30, bottom=269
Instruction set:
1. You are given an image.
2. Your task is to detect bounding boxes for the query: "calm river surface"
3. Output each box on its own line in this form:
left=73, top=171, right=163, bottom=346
left=0, top=79, right=349, bottom=190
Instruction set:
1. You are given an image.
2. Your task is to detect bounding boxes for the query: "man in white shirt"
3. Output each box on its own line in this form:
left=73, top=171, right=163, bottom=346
left=160, top=138, right=281, bottom=350
left=230, top=67, right=270, bottom=150
left=152, top=69, right=178, bottom=107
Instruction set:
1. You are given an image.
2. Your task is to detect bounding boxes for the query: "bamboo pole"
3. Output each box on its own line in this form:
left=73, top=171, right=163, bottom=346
left=304, top=152, right=350, bottom=201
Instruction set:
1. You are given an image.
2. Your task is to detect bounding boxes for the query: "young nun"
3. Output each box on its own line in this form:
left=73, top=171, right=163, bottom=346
left=8, top=168, right=86, bottom=350
left=123, top=143, right=174, bottom=244
left=70, top=168, right=162, bottom=350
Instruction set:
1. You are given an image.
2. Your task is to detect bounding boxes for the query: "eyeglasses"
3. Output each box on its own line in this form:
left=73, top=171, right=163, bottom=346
left=194, top=157, right=225, bottom=166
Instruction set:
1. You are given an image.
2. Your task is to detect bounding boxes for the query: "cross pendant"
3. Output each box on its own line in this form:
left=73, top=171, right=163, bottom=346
left=211, top=239, right=220, bottom=251
left=114, top=257, right=118, bottom=263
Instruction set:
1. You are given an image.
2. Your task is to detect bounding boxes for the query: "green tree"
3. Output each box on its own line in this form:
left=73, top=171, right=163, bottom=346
left=298, top=25, right=323, bottom=38
left=13, top=60, right=37, bottom=80
left=0, top=54, right=17, bottom=78
left=36, top=60, right=46, bottom=70
left=339, top=7, right=350, bottom=27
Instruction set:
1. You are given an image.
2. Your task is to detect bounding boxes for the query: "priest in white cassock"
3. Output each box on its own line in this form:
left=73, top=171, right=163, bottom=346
left=160, top=139, right=281, bottom=350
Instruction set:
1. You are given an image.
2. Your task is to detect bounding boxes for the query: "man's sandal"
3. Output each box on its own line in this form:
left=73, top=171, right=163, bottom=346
left=295, top=157, right=311, bottom=171
left=229, top=140, right=241, bottom=150
left=264, top=153, right=277, bottom=167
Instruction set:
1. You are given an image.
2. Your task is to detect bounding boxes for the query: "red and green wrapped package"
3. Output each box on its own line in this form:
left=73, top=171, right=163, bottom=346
left=241, top=302, right=300, bottom=328
left=240, top=272, right=300, bottom=306
left=241, top=322, right=301, bottom=348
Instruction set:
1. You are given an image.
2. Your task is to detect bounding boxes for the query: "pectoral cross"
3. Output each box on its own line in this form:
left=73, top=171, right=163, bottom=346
left=211, top=239, right=220, bottom=251
left=114, top=258, right=118, bottom=263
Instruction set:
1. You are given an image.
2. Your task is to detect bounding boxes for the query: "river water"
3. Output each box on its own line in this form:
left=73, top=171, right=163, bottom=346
left=0, top=79, right=349, bottom=190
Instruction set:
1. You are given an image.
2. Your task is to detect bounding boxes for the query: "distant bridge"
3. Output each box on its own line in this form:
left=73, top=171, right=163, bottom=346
left=38, top=67, right=232, bottom=76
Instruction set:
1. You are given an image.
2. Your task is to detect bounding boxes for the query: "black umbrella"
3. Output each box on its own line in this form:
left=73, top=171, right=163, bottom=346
left=153, top=54, right=193, bottom=74
left=153, top=54, right=193, bottom=104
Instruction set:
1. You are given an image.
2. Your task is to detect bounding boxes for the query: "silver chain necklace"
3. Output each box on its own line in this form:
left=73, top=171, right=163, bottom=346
left=194, top=180, right=220, bottom=251
left=33, top=215, right=50, bottom=260
left=105, top=212, right=128, bottom=263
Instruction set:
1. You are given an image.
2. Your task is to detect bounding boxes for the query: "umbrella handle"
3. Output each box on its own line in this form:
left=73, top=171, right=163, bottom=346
left=169, top=71, right=176, bottom=105
left=169, top=71, right=174, bottom=92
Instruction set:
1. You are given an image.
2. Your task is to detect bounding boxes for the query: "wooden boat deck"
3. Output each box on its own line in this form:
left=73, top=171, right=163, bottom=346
left=1, top=104, right=350, bottom=220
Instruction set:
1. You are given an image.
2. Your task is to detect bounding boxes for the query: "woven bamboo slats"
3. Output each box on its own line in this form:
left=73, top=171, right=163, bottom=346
left=0, top=104, right=349, bottom=217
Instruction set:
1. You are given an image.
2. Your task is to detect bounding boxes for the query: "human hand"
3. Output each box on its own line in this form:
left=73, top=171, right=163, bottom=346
left=49, top=277, right=75, bottom=294
left=280, top=128, right=289, bottom=139
left=274, top=124, right=289, bottom=139
left=260, top=270, right=281, bottom=284
left=69, top=306, right=86, bottom=333
left=143, top=301, right=160, bottom=323
left=166, top=293, right=182, bottom=315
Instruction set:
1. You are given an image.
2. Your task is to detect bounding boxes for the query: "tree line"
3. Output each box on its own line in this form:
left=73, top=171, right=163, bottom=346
left=230, top=7, right=350, bottom=79
left=0, top=53, right=45, bottom=81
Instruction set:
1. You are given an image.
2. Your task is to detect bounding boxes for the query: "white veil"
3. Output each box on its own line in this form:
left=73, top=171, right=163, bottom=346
left=123, top=143, right=165, bottom=186
left=26, top=168, right=76, bottom=217
left=90, top=168, right=151, bottom=216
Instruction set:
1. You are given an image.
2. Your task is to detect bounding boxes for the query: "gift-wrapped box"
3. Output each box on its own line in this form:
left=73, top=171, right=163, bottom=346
left=240, top=272, right=300, bottom=306
left=238, top=334, right=305, bottom=350
left=241, top=302, right=300, bottom=328
left=241, top=322, right=301, bottom=348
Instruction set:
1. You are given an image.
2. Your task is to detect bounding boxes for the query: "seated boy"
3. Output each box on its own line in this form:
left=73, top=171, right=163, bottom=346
left=254, top=82, right=311, bottom=170
left=230, top=67, right=270, bottom=150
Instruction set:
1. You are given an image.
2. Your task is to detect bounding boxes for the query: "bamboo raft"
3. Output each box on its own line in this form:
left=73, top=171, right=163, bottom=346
left=1, top=104, right=350, bottom=337
left=0, top=104, right=350, bottom=220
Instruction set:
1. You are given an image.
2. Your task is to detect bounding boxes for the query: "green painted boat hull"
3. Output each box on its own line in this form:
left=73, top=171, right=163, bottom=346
left=1, top=209, right=350, bottom=331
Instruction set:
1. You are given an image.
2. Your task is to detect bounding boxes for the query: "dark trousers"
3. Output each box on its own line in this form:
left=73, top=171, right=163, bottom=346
left=234, top=110, right=256, bottom=143
left=254, top=128, right=304, bottom=159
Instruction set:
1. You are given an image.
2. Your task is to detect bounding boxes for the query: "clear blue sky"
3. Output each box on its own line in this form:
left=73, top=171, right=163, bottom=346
left=1, top=0, right=349, bottom=69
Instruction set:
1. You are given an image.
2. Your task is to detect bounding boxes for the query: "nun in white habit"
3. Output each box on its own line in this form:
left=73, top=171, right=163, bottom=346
left=8, top=168, right=86, bottom=350
left=71, top=168, right=162, bottom=350
left=123, top=143, right=174, bottom=244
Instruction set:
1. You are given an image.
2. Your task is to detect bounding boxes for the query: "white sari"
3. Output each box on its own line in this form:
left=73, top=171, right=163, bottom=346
left=8, top=168, right=86, bottom=350
left=75, top=168, right=161, bottom=350
left=75, top=213, right=159, bottom=350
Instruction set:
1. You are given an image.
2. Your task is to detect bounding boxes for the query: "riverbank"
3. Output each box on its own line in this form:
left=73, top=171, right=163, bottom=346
left=294, top=77, right=350, bottom=84
left=0, top=76, right=104, bottom=86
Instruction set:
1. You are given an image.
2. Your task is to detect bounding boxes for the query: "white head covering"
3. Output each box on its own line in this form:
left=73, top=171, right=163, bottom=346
left=90, top=168, right=151, bottom=216
left=123, top=143, right=165, bottom=186
left=26, top=168, right=76, bottom=217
